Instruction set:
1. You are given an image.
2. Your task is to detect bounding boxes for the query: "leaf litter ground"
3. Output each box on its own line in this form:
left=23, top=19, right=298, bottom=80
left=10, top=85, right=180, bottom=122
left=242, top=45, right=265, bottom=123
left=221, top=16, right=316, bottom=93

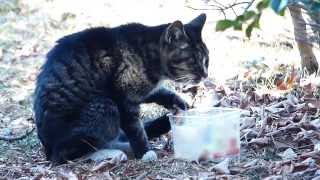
left=0, top=1, right=320, bottom=179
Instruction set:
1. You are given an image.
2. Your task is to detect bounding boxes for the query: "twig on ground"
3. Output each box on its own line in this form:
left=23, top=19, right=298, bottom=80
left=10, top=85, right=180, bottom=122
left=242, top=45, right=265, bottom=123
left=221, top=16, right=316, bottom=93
left=0, top=127, right=35, bottom=142
left=135, top=171, right=148, bottom=180
left=258, top=105, right=267, bottom=137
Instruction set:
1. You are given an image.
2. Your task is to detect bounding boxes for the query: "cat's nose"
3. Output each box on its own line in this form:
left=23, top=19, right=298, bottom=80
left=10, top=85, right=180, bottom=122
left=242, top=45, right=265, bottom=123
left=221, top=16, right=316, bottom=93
left=203, top=71, right=208, bottom=78
left=201, top=76, right=207, bottom=82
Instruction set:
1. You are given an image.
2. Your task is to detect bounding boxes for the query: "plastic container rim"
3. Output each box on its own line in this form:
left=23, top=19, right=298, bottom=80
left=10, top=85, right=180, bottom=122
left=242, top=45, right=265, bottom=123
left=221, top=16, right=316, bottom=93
left=167, top=107, right=243, bottom=118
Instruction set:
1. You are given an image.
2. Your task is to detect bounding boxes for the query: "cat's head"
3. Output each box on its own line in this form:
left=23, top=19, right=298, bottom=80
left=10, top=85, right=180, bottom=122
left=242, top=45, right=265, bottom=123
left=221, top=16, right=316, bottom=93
left=160, top=13, right=209, bottom=84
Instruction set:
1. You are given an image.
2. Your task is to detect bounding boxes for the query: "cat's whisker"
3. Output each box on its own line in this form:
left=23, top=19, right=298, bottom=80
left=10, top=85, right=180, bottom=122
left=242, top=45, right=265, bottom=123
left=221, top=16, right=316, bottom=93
left=174, top=76, right=189, bottom=81
left=183, top=79, right=193, bottom=86
left=174, top=75, right=193, bottom=82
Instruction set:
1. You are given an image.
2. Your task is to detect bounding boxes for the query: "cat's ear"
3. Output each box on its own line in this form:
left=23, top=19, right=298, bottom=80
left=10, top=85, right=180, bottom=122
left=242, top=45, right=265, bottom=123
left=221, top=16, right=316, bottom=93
left=164, top=21, right=187, bottom=44
left=188, top=13, right=206, bottom=31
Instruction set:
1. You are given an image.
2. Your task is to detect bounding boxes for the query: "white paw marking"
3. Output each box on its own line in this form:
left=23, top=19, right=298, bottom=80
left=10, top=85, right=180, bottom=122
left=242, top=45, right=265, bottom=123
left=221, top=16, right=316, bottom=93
left=142, top=150, right=157, bottom=162
left=89, top=149, right=127, bottom=163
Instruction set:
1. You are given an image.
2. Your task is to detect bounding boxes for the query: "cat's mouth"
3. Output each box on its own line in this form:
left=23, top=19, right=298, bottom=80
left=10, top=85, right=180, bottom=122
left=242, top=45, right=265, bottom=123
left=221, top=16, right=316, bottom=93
left=174, top=76, right=203, bottom=85
left=192, top=77, right=203, bottom=84
left=189, top=75, right=204, bottom=84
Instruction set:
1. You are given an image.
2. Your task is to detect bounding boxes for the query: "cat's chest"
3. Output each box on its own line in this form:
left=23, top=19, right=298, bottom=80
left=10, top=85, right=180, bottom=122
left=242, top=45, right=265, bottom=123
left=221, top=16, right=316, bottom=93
left=114, top=57, right=157, bottom=103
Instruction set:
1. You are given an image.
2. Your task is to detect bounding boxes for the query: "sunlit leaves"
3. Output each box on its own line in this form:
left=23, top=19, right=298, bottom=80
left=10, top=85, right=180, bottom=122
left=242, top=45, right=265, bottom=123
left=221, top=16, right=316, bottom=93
left=215, top=20, right=235, bottom=31
left=215, top=0, right=320, bottom=37
left=215, top=0, right=269, bottom=37
left=257, top=0, right=270, bottom=10
left=244, top=12, right=262, bottom=37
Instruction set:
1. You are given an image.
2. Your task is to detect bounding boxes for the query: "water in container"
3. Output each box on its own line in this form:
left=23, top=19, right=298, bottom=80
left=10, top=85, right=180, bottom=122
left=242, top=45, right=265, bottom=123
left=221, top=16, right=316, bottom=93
left=168, top=107, right=241, bottom=162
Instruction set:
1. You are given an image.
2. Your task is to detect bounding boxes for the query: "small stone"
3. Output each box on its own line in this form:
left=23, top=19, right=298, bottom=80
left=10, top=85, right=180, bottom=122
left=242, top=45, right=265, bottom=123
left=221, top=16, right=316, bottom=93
left=142, top=150, right=157, bottom=162
left=89, top=149, right=127, bottom=163
left=311, top=118, right=320, bottom=129
left=314, top=143, right=320, bottom=151
left=1, top=128, right=13, bottom=136
left=0, top=48, right=3, bottom=60
left=279, top=148, right=297, bottom=160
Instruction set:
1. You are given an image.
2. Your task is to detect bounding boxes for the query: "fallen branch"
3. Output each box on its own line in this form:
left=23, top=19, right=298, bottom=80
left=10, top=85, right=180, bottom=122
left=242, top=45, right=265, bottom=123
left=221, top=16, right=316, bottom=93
left=0, top=127, right=35, bottom=142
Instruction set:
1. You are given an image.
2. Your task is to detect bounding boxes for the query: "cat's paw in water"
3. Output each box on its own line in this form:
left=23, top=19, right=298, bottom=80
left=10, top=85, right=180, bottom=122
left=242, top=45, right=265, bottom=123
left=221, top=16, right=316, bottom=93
left=89, top=149, right=128, bottom=163
left=172, top=95, right=190, bottom=111
left=142, top=150, right=157, bottom=162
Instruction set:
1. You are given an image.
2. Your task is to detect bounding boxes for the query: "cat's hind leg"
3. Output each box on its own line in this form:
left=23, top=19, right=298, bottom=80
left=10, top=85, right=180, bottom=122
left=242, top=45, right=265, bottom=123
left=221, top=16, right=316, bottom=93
left=50, top=96, right=123, bottom=165
left=117, top=113, right=171, bottom=142
left=144, top=114, right=171, bottom=139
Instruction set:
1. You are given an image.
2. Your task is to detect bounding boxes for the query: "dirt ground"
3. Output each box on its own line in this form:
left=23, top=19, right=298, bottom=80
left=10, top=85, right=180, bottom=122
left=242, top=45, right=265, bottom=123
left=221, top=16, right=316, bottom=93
left=1, top=0, right=320, bottom=179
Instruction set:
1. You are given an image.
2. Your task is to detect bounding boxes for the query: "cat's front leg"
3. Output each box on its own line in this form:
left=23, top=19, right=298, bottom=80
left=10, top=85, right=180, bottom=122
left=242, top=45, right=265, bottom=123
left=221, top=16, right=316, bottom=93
left=144, top=88, right=189, bottom=111
left=120, top=103, right=157, bottom=161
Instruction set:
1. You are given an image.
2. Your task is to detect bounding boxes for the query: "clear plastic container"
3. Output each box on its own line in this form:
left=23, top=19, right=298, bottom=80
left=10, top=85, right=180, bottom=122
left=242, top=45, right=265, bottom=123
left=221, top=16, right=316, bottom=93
left=168, top=107, right=241, bottom=162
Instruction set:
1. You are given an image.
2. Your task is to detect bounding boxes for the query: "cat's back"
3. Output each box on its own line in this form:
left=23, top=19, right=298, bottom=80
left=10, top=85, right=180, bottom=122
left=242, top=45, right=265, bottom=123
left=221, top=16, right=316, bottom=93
left=34, top=23, right=158, bottom=114
left=39, top=24, right=149, bottom=78
left=34, top=27, right=118, bottom=114
left=46, top=27, right=115, bottom=65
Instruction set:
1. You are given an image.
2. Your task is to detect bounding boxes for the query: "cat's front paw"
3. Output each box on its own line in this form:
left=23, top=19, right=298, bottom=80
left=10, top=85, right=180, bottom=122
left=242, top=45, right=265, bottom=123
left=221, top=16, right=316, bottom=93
left=171, top=95, right=189, bottom=111
left=141, top=150, right=157, bottom=162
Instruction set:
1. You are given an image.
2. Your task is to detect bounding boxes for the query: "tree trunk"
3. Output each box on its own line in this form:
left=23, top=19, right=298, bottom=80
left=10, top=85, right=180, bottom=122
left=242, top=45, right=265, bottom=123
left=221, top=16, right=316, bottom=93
left=288, top=5, right=320, bottom=75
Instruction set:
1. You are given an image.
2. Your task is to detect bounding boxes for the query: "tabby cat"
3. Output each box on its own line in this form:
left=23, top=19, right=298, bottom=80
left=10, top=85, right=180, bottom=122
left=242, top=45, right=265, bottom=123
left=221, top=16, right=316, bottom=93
left=34, top=13, right=209, bottom=164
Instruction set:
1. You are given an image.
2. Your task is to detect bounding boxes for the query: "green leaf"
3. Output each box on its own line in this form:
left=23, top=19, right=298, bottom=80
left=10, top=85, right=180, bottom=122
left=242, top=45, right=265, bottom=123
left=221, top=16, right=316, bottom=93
left=257, top=0, right=270, bottom=11
left=236, top=15, right=245, bottom=22
left=233, top=21, right=243, bottom=30
left=253, top=14, right=261, bottom=28
left=236, top=11, right=256, bottom=22
left=243, top=11, right=257, bottom=21
left=278, top=8, right=286, bottom=16
left=215, top=19, right=234, bottom=31
left=270, top=0, right=288, bottom=13
left=245, top=23, right=255, bottom=38
left=245, top=14, right=261, bottom=38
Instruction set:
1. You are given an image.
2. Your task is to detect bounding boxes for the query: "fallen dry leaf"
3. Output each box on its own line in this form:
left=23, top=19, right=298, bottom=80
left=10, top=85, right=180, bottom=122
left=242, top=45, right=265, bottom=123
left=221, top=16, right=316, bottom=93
left=209, top=158, right=230, bottom=174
